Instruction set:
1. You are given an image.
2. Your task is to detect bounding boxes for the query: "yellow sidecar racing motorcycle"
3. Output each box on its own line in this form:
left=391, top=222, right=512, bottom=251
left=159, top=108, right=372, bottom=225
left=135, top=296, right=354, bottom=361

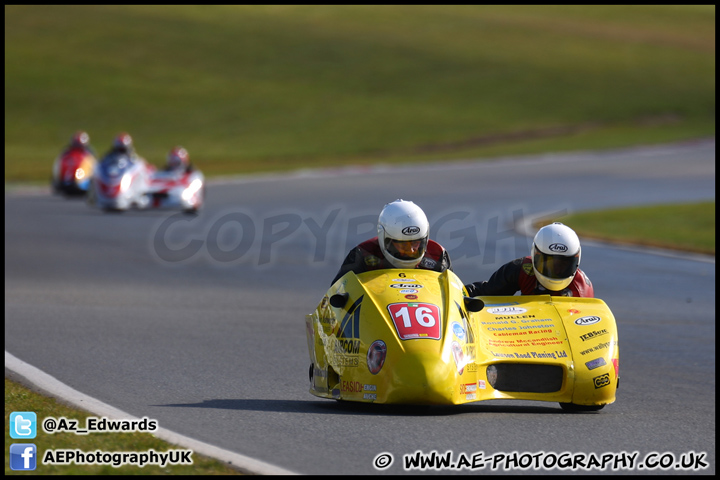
left=305, top=269, right=619, bottom=411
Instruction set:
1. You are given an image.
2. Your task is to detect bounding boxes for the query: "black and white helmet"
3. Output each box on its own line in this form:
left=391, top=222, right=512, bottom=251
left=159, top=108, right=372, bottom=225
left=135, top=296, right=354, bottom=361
left=531, top=222, right=581, bottom=291
left=377, top=199, right=429, bottom=269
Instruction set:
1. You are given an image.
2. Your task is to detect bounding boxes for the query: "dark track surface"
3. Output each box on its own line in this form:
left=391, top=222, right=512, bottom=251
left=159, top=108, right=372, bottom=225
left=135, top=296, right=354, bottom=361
left=5, top=140, right=715, bottom=475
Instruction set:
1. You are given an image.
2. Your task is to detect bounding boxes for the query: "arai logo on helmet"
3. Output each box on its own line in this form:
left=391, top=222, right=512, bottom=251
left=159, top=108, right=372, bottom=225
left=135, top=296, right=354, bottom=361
left=549, top=243, right=568, bottom=253
left=575, top=315, right=601, bottom=326
left=402, top=226, right=420, bottom=236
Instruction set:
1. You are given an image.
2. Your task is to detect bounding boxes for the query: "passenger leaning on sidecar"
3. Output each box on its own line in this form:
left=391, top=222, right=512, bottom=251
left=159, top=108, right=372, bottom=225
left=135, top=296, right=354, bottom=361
left=164, top=146, right=195, bottom=174
left=332, top=199, right=452, bottom=285
left=465, top=222, right=594, bottom=298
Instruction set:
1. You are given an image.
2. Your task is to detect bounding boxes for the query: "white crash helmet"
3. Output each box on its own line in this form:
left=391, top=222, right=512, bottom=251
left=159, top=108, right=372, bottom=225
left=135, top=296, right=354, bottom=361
left=531, top=222, right=581, bottom=291
left=377, top=199, right=429, bottom=268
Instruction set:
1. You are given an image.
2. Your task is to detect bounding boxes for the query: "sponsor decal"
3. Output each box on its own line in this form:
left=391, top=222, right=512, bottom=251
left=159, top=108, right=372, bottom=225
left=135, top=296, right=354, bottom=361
left=388, top=302, right=441, bottom=340
left=364, top=384, right=377, bottom=391
left=392, top=278, right=416, bottom=282
left=338, top=297, right=362, bottom=337
left=518, top=322, right=555, bottom=330
left=401, top=226, right=421, bottom=235
left=522, top=262, right=534, bottom=276
left=364, top=255, right=381, bottom=267
left=327, top=355, right=359, bottom=367
left=452, top=322, right=466, bottom=341
left=341, top=380, right=364, bottom=392
left=404, top=294, right=418, bottom=300
left=481, top=320, right=512, bottom=325
left=490, top=350, right=567, bottom=360
left=568, top=309, right=580, bottom=315
left=451, top=341, right=465, bottom=374
left=420, top=258, right=437, bottom=268
left=580, top=329, right=608, bottom=342
left=367, top=340, right=387, bottom=375
left=548, top=243, right=568, bottom=253
left=460, top=383, right=477, bottom=394
left=464, top=344, right=476, bottom=361
left=390, top=284, right=423, bottom=289
left=486, top=306, right=527, bottom=315
left=465, top=393, right=477, bottom=401
left=491, top=328, right=555, bottom=337
left=585, top=357, right=607, bottom=370
left=579, top=339, right=618, bottom=356
left=593, top=373, right=611, bottom=389
left=455, top=301, right=475, bottom=344
left=325, top=296, right=364, bottom=367
left=478, top=380, right=487, bottom=390
left=325, top=337, right=361, bottom=355
left=612, top=358, right=619, bottom=377
left=399, top=289, right=418, bottom=294
left=363, top=393, right=377, bottom=401
left=575, top=315, right=601, bottom=326
left=493, top=315, right=536, bottom=320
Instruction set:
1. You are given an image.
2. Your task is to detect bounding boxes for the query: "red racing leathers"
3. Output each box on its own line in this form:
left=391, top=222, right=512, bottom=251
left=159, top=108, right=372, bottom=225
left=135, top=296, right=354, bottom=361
left=464, top=256, right=594, bottom=298
left=332, top=237, right=452, bottom=285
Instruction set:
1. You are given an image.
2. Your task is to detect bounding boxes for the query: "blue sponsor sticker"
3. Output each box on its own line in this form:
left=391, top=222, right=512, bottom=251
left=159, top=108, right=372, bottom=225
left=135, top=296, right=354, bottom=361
left=585, top=357, right=607, bottom=370
left=451, top=322, right=466, bottom=341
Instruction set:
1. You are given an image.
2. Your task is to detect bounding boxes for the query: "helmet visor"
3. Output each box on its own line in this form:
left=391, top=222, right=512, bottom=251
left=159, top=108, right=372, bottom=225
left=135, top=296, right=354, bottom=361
left=533, top=249, right=579, bottom=280
left=385, top=237, right=427, bottom=261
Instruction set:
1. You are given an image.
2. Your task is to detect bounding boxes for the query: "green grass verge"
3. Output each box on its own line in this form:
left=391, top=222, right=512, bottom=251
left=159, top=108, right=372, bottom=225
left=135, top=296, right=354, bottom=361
left=4, top=5, right=715, bottom=184
left=537, top=201, right=715, bottom=255
left=5, top=378, right=242, bottom=475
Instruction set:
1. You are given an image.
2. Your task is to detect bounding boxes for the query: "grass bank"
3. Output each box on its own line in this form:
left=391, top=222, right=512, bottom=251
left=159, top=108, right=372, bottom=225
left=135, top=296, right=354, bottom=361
left=545, top=201, right=715, bottom=255
left=5, top=378, right=243, bottom=475
left=5, top=5, right=715, bottom=183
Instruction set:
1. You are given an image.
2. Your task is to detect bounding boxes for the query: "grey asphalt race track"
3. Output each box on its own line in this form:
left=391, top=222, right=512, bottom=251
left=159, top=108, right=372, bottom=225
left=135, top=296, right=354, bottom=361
left=5, top=139, right=715, bottom=475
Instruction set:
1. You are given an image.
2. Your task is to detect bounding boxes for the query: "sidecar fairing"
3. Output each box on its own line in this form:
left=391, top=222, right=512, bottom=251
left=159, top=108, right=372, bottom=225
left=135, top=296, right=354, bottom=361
left=91, top=154, right=151, bottom=211
left=52, top=150, right=97, bottom=196
left=147, top=168, right=205, bottom=214
left=305, top=269, right=618, bottom=410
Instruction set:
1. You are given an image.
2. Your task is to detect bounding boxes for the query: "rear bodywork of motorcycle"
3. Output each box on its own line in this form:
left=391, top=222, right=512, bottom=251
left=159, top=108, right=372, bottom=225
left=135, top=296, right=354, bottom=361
left=305, top=269, right=619, bottom=410
left=52, top=150, right=97, bottom=196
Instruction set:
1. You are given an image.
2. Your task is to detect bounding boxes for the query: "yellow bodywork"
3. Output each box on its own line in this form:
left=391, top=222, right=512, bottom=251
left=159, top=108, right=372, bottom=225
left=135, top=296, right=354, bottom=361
left=305, top=269, right=619, bottom=408
left=77, top=153, right=97, bottom=180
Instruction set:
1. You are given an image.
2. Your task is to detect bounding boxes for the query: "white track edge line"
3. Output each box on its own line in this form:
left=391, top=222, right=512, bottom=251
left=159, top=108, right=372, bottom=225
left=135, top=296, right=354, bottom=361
left=5, top=351, right=298, bottom=476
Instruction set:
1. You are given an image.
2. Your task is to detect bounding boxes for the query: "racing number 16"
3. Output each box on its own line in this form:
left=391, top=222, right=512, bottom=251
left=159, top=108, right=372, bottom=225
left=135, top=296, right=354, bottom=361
left=387, top=303, right=441, bottom=340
